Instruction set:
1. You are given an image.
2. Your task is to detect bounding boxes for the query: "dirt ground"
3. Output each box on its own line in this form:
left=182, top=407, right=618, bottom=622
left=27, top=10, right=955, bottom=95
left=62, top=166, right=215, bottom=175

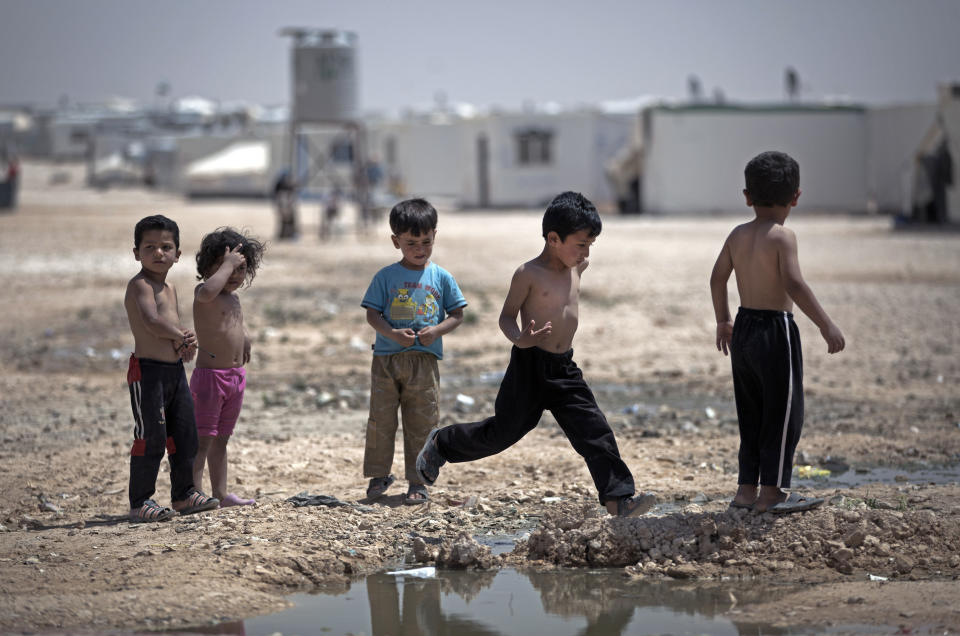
left=1, top=162, right=959, bottom=634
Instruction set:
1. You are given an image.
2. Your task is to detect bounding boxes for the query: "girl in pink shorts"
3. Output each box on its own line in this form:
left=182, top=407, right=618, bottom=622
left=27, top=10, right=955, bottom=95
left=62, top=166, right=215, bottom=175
left=190, top=228, right=265, bottom=507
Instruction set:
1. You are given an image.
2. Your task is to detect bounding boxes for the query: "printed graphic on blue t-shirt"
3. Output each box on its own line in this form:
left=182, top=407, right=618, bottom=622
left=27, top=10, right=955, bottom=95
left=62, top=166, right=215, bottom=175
left=361, top=262, right=467, bottom=359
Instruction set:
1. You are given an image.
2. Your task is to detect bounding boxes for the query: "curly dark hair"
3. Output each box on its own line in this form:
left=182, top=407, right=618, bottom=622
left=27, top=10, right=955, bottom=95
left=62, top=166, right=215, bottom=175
left=744, top=151, right=800, bottom=207
left=195, top=227, right=265, bottom=286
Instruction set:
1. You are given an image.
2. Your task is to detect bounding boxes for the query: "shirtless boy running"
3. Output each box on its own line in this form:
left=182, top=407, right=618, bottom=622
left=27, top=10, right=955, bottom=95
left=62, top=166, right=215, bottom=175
left=416, top=191, right=656, bottom=517
left=710, top=151, right=845, bottom=513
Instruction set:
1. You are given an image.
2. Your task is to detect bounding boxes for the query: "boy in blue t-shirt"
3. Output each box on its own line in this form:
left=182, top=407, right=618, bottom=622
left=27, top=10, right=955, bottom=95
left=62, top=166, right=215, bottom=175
left=361, top=198, right=467, bottom=504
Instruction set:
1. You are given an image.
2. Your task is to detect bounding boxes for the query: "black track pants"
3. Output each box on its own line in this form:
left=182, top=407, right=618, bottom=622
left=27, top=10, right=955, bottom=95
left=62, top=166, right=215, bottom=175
left=435, top=346, right=636, bottom=503
left=730, top=308, right=804, bottom=488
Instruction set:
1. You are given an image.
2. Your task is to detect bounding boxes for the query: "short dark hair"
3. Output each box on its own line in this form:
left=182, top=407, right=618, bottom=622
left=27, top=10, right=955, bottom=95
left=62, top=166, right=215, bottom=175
left=542, top=191, right=601, bottom=240
left=134, top=215, right=180, bottom=249
left=389, top=198, right=437, bottom=236
left=744, top=151, right=800, bottom=207
left=195, top=227, right=266, bottom=285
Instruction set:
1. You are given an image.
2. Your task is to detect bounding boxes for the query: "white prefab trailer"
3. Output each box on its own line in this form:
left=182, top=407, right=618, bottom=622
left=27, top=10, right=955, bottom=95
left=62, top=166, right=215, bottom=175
left=184, top=140, right=273, bottom=197
left=640, top=104, right=869, bottom=214
left=49, top=118, right=97, bottom=160
left=152, top=132, right=286, bottom=197
left=866, top=104, right=937, bottom=214
left=458, top=110, right=634, bottom=209
left=368, top=118, right=464, bottom=201
left=368, top=109, right=634, bottom=209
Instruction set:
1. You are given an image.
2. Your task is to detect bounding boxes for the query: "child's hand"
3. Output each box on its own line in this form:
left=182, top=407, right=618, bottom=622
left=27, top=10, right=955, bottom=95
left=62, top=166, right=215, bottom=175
left=181, top=329, right=197, bottom=350
left=516, top=320, right=552, bottom=348
left=223, top=244, right=246, bottom=270
left=392, top=327, right=418, bottom=347
left=173, top=339, right=197, bottom=362
left=716, top=321, right=733, bottom=355
left=416, top=326, right=438, bottom=346
left=176, top=330, right=198, bottom=361
left=181, top=342, right=197, bottom=362
left=820, top=322, right=845, bottom=354
left=243, top=337, right=251, bottom=365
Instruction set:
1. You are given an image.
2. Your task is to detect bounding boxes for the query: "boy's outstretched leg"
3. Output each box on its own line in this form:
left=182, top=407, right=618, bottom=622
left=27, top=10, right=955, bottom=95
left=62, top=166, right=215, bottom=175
left=605, top=493, right=657, bottom=518
left=415, top=428, right=446, bottom=485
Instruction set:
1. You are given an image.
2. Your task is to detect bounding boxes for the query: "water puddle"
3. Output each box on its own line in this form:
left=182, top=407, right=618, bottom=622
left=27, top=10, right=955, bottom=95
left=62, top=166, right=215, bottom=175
left=176, top=568, right=893, bottom=636
left=796, top=464, right=960, bottom=488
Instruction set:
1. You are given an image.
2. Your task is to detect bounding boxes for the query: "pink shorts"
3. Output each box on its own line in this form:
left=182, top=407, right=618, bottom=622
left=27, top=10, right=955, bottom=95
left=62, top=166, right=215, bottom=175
left=190, top=367, right=246, bottom=437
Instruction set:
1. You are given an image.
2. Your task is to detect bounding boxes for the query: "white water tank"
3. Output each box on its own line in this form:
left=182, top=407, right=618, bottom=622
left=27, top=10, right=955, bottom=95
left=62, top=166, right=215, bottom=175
left=291, top=30, right=359, bottom=123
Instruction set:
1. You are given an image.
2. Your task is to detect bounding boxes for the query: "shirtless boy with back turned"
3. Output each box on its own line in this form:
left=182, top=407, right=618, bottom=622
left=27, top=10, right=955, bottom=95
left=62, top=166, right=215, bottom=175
left=416, top=191, right=656, bottom=517
left=710, top=151, right=845, bottom=514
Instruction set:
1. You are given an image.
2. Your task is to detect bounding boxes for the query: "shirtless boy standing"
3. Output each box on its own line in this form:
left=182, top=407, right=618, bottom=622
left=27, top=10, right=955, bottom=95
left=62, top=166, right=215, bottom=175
left=416, top=191, right=656, bottom=517
left=710, top=151, right=845, bottom=514
left=124, top=215, right=219, bottom=521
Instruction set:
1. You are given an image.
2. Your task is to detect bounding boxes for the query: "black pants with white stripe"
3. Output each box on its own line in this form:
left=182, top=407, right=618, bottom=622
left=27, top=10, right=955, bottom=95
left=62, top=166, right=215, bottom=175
left=127, top=356, right=198, bottom=509
left=730, top=308, right=804, bottom=488
left=434, top=345, right=636, bottom=504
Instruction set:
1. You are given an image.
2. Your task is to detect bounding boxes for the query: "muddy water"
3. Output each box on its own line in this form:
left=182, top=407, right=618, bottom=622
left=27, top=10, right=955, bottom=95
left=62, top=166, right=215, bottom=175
left=188, top=569, right=893, bottom=636
left=796, top=465, right=960, bottom=488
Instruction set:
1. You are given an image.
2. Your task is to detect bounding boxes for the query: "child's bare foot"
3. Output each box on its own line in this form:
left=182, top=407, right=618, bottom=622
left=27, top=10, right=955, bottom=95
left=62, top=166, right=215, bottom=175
left=753, top=486, right=788, bottom=512
left=219, top=493, right=256, bottom=508
left=730, top=484, right=758, bottom=509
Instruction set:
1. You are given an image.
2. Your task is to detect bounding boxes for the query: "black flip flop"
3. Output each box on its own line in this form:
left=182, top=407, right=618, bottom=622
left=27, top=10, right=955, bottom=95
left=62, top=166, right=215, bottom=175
left=404, top=483, right=429, bottom=505
left=768, top=493, right=824, bottom=514
left=366, top=474, right=395, bottom=499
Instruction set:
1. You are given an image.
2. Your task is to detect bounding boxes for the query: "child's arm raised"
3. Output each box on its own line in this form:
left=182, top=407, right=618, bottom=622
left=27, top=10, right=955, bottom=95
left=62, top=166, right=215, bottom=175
left=498, top=267, right=551, bottom=348
left=195, top=245, right=246, bottom=304
left=777, top=229, right=845, bottom=353
left=709, top=237, right=734, bottom=355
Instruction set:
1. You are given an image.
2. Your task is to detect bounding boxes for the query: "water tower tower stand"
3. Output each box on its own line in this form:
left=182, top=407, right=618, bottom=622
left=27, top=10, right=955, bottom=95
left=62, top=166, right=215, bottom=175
left=280, top=27, right=372, bottom=239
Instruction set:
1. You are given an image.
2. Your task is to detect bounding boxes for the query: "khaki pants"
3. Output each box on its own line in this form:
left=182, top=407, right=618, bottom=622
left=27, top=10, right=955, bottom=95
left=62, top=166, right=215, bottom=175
left=364, top=351, right=439, bottom=483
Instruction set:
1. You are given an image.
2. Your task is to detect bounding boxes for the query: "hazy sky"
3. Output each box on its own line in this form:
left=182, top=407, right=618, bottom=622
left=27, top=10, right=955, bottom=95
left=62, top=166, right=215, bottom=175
left=1, top=0, right=958, bottom=113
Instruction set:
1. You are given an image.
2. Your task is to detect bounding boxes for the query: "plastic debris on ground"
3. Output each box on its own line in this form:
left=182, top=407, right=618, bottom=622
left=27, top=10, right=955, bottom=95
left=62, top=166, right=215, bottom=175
left=387, top=566, right=436, bottom=578
left=796, top=465, right=831, bottom=479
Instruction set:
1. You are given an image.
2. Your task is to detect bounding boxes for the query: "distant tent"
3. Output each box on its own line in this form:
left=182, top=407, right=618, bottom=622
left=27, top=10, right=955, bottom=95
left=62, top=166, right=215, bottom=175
left=184, top=141, right=270, bottom=197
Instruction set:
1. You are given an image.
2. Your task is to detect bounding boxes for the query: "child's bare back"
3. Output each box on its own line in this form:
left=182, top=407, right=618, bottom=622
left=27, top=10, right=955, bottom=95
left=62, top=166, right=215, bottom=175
left=723, top=219, right=795, bottom=312
left=714, top=213, right=844, bottom=354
